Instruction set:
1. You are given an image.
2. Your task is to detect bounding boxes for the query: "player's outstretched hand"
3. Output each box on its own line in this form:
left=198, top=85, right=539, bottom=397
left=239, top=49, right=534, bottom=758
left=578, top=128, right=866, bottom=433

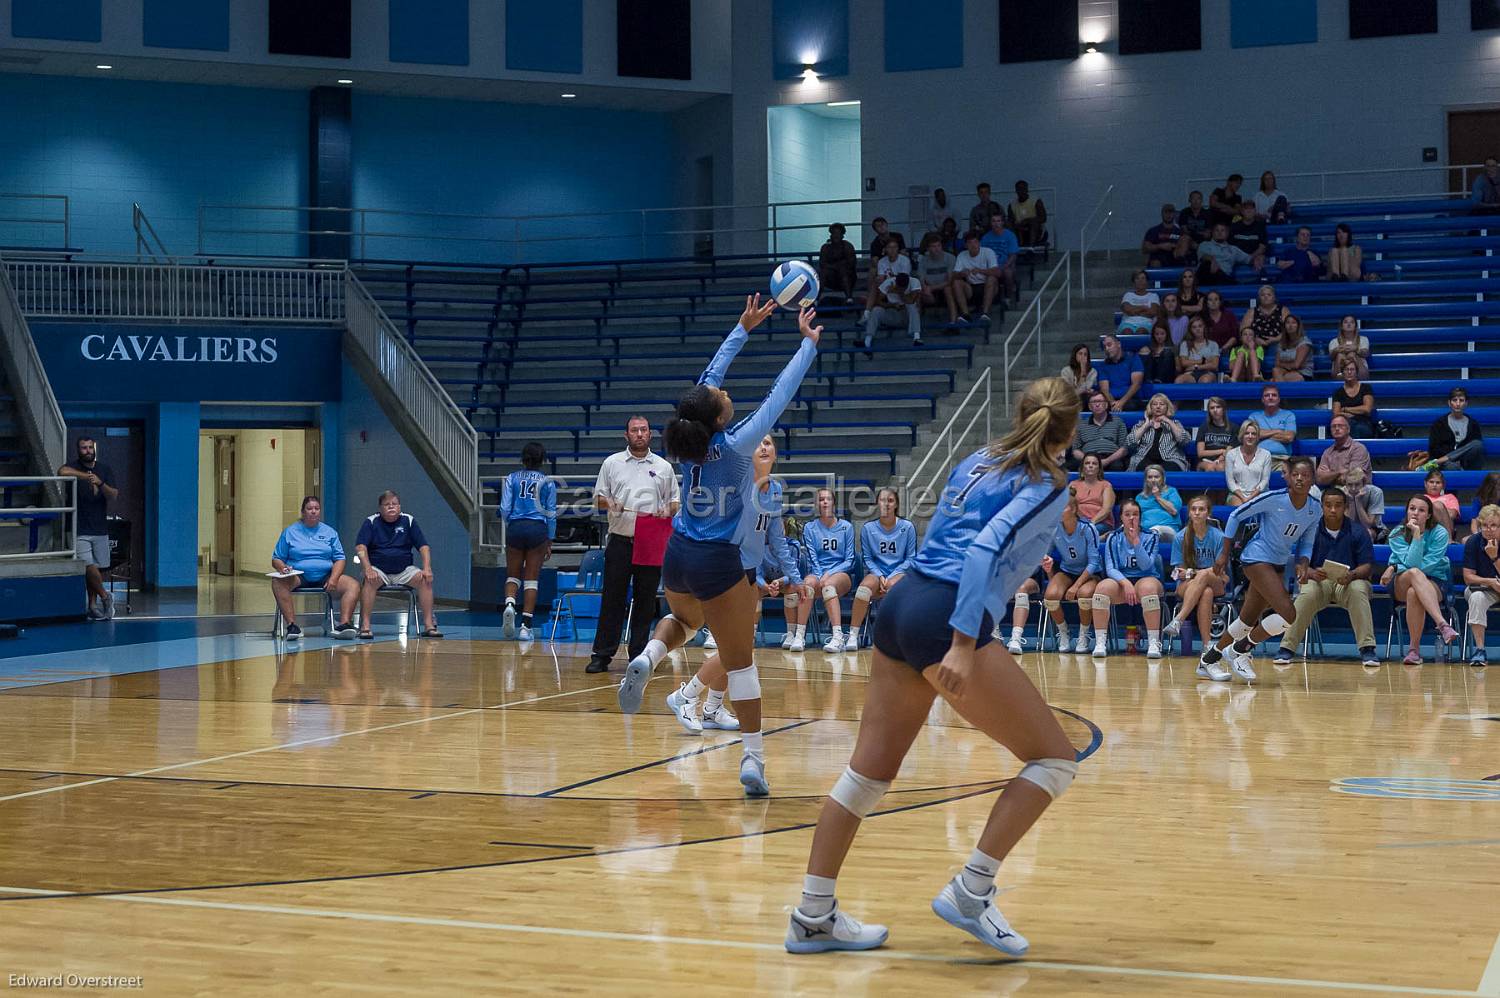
left=740, top=293, right=777, bottom=332
left=798, top=305, right=822, bottom=346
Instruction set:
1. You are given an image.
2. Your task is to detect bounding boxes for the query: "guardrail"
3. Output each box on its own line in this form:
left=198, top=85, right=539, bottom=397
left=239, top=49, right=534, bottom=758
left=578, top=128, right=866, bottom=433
left=1185, top=163, right=1487, bottom=206
left=0, top=476, right=76, bottom=561
left=0, top=193, right=69, bottom=250
left=0, top=268, right=67, bottom=480
left=2, top=257, right=346, bottom=322
left=132, top=203, right=171, bottom=262
left=1003, top=253, right=1072, bottom=409
left=901, top=367, right=991, bottom=516
left=1077, top=184, right=1114, bottom=299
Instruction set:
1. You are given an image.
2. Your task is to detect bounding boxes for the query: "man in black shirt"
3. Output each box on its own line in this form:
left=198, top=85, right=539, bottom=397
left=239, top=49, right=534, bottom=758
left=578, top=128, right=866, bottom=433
left=1180, top=190, right=1212, bottom=244
left=1228, top=200, right=1267, bottom=259
left=867, top=217, right=905, bottom=260
left=1209, top=174, right=1244, bottom=228
left=58, top=436, right=119, bottom=620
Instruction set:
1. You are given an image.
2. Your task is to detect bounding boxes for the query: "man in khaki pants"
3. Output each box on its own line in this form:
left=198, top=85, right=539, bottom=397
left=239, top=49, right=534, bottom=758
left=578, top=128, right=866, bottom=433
left=1274, top=487, right=1379, bottom=668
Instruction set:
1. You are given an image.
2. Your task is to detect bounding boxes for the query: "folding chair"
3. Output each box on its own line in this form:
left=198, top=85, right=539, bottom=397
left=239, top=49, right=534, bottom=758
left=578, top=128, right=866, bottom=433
left=273, top=584, right=336, bottom=638
left=549, top=548, right=606, bottom=643
left=1385, top=580, right=1459, bottom=662
left=362, top=584, right=420, bottom=636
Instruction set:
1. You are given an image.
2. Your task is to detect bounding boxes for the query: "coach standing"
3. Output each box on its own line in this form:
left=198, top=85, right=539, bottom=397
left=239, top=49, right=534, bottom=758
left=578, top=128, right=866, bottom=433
left=585, top=415, right=678, bottom=674
left=58, top=436, right=119, bottom=620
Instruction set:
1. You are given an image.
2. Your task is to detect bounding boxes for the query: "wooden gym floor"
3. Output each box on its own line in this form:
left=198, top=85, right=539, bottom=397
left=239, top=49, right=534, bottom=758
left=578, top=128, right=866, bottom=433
left=1, top=626, right=1498, bottom=996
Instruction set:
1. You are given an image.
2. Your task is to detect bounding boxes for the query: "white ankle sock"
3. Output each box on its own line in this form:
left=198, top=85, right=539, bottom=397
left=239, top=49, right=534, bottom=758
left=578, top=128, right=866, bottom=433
left=829, top=626, right=843, bottom=643
left=793, top=624, right=806, bottom=640
left=1148, top=628, right=1160, bottom=643
left=704, top=690, right=724, bottom=712
left=643, top=639, right=668, bottom=666
left=683, top=675, right=706, bottom=699
left=960, top=847, right=1000, bottom=896
left=505, top=596, right=516, bottom=607
left=1010, top=626, right=1023, bottom=641
left=742, top=730, right=764, bottom=760
left=800, top=874, right=837, bottom=918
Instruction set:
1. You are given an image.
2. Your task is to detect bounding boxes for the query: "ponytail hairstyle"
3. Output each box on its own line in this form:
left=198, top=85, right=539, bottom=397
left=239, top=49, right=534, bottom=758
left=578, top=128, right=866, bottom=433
left=664, top=385, right=722, bottom=464
left=520, top=441, right=546, bottom=470
left=988, top=376, right=1078, bottom=483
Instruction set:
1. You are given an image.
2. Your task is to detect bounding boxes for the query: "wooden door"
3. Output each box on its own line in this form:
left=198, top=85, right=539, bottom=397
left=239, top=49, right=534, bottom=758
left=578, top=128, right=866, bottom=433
left=1447, top=109, right=1500, bottom=193
left=213, top=436, right=235, bottom=576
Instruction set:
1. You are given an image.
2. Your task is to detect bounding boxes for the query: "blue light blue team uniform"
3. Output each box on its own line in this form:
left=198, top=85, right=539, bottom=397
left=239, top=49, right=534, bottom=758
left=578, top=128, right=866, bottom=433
left=740, top=479, right=800, bottom=587
left=273, top=521, right=345, bottom=584
left=874, top=448, right=1067, bottom=670
left=1224, top=488, right=1322, bottom=566
left=665, top=322, right=818, bottom=599
left=1050, top=520, right=1102, bottom=578
left=1170, top=525, right=1227, bottom=571
left=801, top=517, right=856, bottom=580
left=860, top=518, right=918, bottom=578
left=500, top=469, right=558, bottom=551
left=1104, top=529, right=1162, bottom=581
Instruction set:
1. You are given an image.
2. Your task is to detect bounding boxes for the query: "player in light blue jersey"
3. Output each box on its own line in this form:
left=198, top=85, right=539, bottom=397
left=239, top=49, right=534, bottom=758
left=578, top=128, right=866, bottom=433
left=1198, top=455, right=1321, bottom=683
left=1089, top=498, right=1167, bottom=660
left=846, top=488, right=918, bottom=653
left=499, top=441, right=557, bottom=640
left=1161, top=495, right=1229, bottom=649
left=786, top=377, right=1082, bottom=958
left=790, top=488, right=859, bottom=654
left=1010, top=485, right=1101, bottom=654
left=615, top=297, right=821, bottom=799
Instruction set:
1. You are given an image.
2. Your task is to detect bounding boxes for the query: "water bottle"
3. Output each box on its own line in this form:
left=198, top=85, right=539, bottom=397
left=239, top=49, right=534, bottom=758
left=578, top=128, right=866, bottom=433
left=1125, top=625, right=1139, bottom=654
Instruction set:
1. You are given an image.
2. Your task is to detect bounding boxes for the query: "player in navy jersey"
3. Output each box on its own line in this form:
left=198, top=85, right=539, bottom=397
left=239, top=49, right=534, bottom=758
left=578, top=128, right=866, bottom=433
left=499, top=441, right=557, bottom=640
left=1198, top=455, right=1321, bottom=683
left=1090, top=499, right=1167, bottom=659
left=786, top=377, right=1082, bottom=957
left=614, top=297, right=820, bottom=798
left=1010, top=485, right=1101, bottom=654
left=790, top=489, right=858, bottom=653
left=1161, top=495, right=1228, bottom=650
left=845, top=488, right=917, bottom=653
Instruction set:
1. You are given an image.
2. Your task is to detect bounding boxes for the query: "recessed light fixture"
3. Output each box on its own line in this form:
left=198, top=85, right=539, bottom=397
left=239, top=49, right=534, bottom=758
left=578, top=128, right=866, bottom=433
left=801, top=65, right=819, bottom=82
left=561, top=93, right=577, bottom=98
left=826, top=100, right=859, bottom=107
left=95, top=64, right=112, bottom=70
left=337, top=79, right=353, bottom=84
left=1081, top=42, right=1100, bottom=55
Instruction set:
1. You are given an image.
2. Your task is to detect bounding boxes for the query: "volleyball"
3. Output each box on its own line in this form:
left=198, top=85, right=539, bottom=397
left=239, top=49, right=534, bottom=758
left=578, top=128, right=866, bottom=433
left=769, top=259, right=820, bottom=308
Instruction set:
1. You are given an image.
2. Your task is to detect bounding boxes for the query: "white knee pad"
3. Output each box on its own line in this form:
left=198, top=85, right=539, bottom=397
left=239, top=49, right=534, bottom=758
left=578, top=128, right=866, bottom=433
left=828, top=766, right=891, bottom=818
left=1140, top=594, right=1161, bottom=613
left=1228, top=616, right=1253, bottom=641
left=1091, top=593, right=1112, bottom=611
left=822, top=584, right=840, bottom=602
left=1260, top=612, right=1289, bottom=637
left=505, top=576, right=521, bottom=590
left=523, top=580, right=539, bottom=591
left=854, top=585, right=874, bottom=603
left=1043, top=599, right=1061, bottom=613
left=1013, top=591, right=1030, bottom=610
left=726, top=665, right=761, bottom=700
left=1017, top=757, right=1079, bottom=799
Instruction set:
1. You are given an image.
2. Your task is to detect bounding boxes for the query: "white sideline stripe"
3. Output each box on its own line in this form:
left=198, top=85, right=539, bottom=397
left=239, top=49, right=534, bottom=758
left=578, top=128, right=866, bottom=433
left=1479, top=931, right=1500, bottom=996
left=0, top=887, right=1482, bottom=996
left=0, top=685, right=613, bottom=804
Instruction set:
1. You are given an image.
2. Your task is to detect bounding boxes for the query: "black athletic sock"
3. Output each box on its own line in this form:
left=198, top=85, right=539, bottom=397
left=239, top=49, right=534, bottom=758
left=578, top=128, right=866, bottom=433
left=1233, top=637, right=1254, bottom=654
left=1201, top=645, right=1223, bottom=663
left=521, top=613, right=533, bottom=625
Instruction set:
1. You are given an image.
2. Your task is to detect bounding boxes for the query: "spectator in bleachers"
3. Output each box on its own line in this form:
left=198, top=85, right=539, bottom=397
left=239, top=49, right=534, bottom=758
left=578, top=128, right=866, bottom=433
left=1204, top=289, right=1239, bottom=348
left=979, top=213, right=1020, bottom=302
left=1075, top=453, right=1118, bottom=528
left=1136, top=464, right=1184, bottom=541
left=868, top=216, right=905, bottom=260
left=1226, top=421, right=1272, bottom=506
left=356, top=490, right=441, bottom=639
left=1155, top=291, right=1188, bottom=347
left=792, top=488, right=856, bottom=654
left=1072, top=390, right=1128, bottom=471
left=1197, top=223, right=1257, bottom=285
left=1273, top=227, right=1323, bottom=283
left=1250, top=384, right=1297, bottom=461
left=1332, top=358, right=1377, bottom=438
left=1228, top=200, right=1269, bottom=260
left=1160, top=495, right=1228, bottom=646
left=1422, top=468, right=1460, bottom=535
left=1127, top=395, right=1190, bottom=472
left=1381, top=495, right=1458, bottom=664
left=1139, top=324, right=1177, bottom=386
left=1118, top=270, right=1161, bottom=333
left=1461, top=504, right=1500, bottom=665
left=916, top=233, right=955, bottom=315
left=1329, top=315, right=1371, bottom=381
left=860, top=272, right=923, bottom=354
left=270, top=495, right=360, bottom=640
left=1176, top=315, right=1221, bottom=384
left=1253, top=171, right=1290, bottom=224
left=1315, top=414, right=1373, bottom=488
left=929, top=188, right=954, bottom=232
left=1177, top=269, right=1204, bottom=318
left=968, top=181, right=1004, bottom=233
left=1209, top=174, right=1244, bottom=227
left=1270, top=315, right=1314, bottom=382
left=1470, top=157, right=1500, bottom=214
left=1473, top=474, right=1500, bottom=534
left=1061, top=342, right=1099, bottom=399
left=846, top=487, right=915, bottom=651
left=1194, top=397, right=1234, bottom=470
left=1096, top=333, right=1146, bottom=411
left=1275, top=486, right=1378, bottom=668
left=1342, top=467, right=1386, bottom=542
left=1241, top=284, right=1291, bottom=352
left=1425, top=386, right=1485, bottom=471
left=1090, top=498, right=1167, bottom=659
left=1142, top=203, right=1191, bottom=268
left=1227, top=326, right=1265, bottom=382
left=1325, top=223, right=1364, bottom=281
left=939, top=216, right=962, bottom=256
left=950, top=230, right=1001, bottom=323
left=817, top=223, right=857, bottom=304
left=863, top=236, right=914, bottom=319
left=1007, top=180, right=1048, bottom=247
left=1180, top=190, right=1212, bottom=245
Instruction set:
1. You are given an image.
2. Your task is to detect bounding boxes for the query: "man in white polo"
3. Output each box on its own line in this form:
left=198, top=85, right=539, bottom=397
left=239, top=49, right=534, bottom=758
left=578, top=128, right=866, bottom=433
left=586, top=415, right=679, bottom=674
left=355, top=490, right=440, bottom=638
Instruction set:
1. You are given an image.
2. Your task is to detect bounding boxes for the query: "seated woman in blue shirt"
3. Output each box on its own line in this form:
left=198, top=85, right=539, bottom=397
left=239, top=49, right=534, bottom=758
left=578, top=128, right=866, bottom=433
left=1161, top=496, right=1228, bottom=648
left=270, top=495, right=360, bottom=640
left=1380, top=494, right=1458, bottom=665
left=1090, top=499, right=1166, bottom=660
left=791, top=488, right=857, bottom=654
left=846, top=488, right=918, bottom=653
left=1135, top=464, right=1184, bottom=544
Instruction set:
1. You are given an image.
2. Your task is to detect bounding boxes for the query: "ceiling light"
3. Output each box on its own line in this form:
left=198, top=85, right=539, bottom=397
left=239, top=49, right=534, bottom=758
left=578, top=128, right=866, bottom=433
left=95, top=64, right=112, bottom=70
left=826, top=100, right=859, bottom=107
left=561, top=93, right=577, bottom=98
left=337, top=79, right=353, bottom=84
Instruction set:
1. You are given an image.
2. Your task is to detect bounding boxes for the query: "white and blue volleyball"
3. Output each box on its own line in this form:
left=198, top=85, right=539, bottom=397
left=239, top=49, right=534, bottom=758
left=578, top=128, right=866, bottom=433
left=769, top=259, right=820, bottom=308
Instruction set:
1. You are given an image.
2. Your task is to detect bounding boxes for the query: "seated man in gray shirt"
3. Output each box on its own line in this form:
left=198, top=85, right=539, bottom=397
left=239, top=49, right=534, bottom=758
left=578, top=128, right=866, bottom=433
left=1069, top=389, right=1128, bottom=471
left=1196, top=222, right=1260, bottom=286
left=1341, top=466, right=1386, bottom=542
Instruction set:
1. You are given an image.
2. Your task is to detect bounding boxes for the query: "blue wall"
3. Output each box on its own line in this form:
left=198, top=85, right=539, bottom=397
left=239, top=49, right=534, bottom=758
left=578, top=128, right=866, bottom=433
left=390, top=0, right=469, bottom=66
left=506, top=0, right=583, bottom=73
left=144, top=0, right=231, bottom=52
left=1231, top=0, right=1319, bottom=48
left=148, top=402, right=200, bottom=588
left=12, top=0, right=101, bottom=42
left=884, top=0, right=962, bottom=71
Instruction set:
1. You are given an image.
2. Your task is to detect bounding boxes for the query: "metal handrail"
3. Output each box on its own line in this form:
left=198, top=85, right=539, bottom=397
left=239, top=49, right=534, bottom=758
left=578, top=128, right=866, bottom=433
left=344, top=272, right=478, bottom=521
left=132, top=203, right=171, bottom=262
left=0, top=193, right=70, bottom=249
left=902, top=368, right=992, bottom=515
left=0, top=477, right=77, bottom=562
left=1185, top=163, right=1487, bottom=205
left=1004, top=253, right=1072, bottom=409
left=1077, top=184, right=1114, bottom=299
left=0, top=269, right=68, bottom=482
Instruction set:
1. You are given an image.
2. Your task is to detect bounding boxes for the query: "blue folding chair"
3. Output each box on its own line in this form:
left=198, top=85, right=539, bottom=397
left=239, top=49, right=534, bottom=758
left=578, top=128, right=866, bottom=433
left=549, top=548, right=606, bottom=643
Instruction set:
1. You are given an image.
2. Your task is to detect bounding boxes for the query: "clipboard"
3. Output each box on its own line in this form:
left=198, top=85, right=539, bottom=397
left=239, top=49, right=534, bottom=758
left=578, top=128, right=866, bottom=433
left=1321, top=560, right=1351, bottom=583
left=631, top=514, right=673, bottom=567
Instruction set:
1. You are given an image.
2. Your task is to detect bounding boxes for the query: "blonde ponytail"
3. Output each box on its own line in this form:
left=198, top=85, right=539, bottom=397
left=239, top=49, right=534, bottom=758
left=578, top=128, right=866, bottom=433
left=988, top=376, right=1079, bottom=483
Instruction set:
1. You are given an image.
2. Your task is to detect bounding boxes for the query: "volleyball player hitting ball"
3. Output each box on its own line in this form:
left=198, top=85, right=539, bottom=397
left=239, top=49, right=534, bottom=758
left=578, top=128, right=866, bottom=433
left=616, top=296, right=821, bottom=797
left=785, top=377, right=1082, bottom=956
left=1197, top=455, right=1321, bottom=683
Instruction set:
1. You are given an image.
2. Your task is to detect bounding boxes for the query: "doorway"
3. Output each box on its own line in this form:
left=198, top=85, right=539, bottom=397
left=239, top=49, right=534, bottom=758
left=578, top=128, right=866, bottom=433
left=197, top=428, right=320, bottom=578
left=1447, top=109, right=1500, bottom=193
left=766, top=101, right=861, bottom=255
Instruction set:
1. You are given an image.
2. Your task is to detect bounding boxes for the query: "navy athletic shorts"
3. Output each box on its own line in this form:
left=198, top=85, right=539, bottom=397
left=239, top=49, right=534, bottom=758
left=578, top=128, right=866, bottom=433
left=505, top=518, right=549, bottom=552
left=662, top=533, right=747, bottom=601
left=872, top=570, right=994, bottom=672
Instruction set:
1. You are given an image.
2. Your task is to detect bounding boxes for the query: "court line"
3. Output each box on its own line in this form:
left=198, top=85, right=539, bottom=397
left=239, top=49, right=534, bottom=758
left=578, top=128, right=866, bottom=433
left=1479, top=932, right=1500, bottom=997
left=0, top=684, right=615, bottom=805
left=0, top=886, right=1480, bottom=996
left=1376, top=839, right=1500, bottom=850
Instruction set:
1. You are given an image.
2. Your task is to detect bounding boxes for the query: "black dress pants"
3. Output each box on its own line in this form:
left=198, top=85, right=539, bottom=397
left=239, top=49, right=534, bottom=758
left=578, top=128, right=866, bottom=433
left=589, top=533, right=662, bottom=668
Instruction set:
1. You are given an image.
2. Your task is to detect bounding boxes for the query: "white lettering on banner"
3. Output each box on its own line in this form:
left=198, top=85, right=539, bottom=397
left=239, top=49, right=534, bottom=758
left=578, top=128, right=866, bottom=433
left=77, top=334, right=282, bottom=364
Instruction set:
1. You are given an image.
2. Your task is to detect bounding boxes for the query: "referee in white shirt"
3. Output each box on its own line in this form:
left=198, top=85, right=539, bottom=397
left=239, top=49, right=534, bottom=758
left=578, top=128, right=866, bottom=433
left=585, top=415, right=680, bottom=674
